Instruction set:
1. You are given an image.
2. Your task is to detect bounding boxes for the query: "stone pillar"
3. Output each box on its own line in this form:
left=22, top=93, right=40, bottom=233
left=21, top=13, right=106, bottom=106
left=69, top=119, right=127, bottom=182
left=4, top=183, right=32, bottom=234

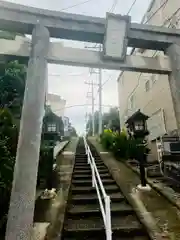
left=167, top=43, right=180, bottom=131
left=5, top=24, right=50, bottom=240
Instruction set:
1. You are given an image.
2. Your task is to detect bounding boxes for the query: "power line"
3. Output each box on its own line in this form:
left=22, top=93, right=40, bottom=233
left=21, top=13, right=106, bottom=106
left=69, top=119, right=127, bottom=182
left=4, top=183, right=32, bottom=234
left=88, top=0, right=119, bottom=49
left=48, top=73, right=86, bottom=77
left=127, top=8, right=180, bottom=104
left=126, top=0, right=137, bottom=15
left=109, top=0, right=118, bottom=13
left=60, top=0, right=94, bottom=11
left=101, top=74, right=113, bottom=88
left=130, top=0, right=169, bottom=55
left=52, top=103, right=117, bottom=113
left=163, top=7, right=180, bottom=26
left=144, top=0, right=169, bottom=24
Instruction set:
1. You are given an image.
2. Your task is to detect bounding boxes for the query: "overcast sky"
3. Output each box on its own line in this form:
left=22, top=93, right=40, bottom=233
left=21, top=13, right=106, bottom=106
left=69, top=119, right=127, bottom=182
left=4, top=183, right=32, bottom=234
left=5, top=0, right=151, bottom=134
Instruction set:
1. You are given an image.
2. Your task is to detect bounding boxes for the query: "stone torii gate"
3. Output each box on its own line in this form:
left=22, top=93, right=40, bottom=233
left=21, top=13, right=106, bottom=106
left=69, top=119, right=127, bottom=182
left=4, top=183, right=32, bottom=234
left=1, top=1, right=180, bottom=239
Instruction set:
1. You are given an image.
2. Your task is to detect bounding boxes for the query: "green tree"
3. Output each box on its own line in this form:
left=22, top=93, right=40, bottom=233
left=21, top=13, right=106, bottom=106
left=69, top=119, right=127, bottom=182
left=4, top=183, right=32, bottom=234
left=0, top=60, right=26, bottom=119
left=70, top=126, right=78, bottom=136
left=0, top=60, right=26, bottom=235
left=86, top=107, right=120, bottom=135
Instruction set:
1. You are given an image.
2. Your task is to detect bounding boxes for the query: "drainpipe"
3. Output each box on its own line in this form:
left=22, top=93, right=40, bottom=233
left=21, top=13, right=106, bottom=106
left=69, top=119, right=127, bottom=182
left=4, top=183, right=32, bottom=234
left=161, top=108, right=167, bottom=133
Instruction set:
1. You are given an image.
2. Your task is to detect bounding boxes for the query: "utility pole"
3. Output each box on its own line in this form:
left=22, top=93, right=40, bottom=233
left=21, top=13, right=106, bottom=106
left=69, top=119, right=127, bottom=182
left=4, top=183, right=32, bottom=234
left=85, top=79, right=98, bottom=136
left=91, top=80, right=95, bottom=136
left=85, top=44, right=103, bottom=135
left=98, top=44, right=102, bottom=135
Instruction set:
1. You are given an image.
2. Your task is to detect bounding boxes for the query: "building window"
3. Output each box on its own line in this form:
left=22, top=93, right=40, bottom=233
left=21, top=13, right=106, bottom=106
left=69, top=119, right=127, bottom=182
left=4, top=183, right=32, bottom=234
left=47, top=123, right=56, bottom=132
left=145, top=80, right=150, bottom=92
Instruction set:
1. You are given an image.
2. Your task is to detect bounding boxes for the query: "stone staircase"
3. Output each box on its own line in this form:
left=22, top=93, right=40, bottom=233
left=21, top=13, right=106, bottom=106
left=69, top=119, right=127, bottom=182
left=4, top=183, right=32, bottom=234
left=62, top=139, right=149, bottom=239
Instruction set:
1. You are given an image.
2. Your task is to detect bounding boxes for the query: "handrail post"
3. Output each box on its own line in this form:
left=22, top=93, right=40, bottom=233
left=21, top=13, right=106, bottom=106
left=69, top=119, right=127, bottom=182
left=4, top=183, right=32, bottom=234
left=92, top=157, right=95, bottom=187
left=84, top=137, right=87, bottom=155
left=87, top=151, right=90, bottom=164
left=105, top=195, right=112, bottom=240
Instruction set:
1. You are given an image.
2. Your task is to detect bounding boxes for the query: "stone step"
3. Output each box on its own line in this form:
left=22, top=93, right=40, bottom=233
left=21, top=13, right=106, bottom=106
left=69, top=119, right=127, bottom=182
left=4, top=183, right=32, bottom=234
left=76, top=159, right=103, bottom=162
left=75, top=161, right=105, bottom=167
left=63, top=236, right=149, bottom=240
left=63, top=215, right=145, bottom=238
left=71, top=192, right=125, bottom=204
left=73, top=173, right=111, bottom=180
left=74, top=166, right=107, bottom=171
left=73, top=168, right=109, bottom=174
left=72, top=178, right=115, bottom=186
left=71, top=185, right=119, bottom=194
left=75, top=156, right=87, bottom=159
left=68, top=202, right=133, bottom=217
left=74, top=163, right=105, bottom=167
left=74, top=159, right=87, bottom=162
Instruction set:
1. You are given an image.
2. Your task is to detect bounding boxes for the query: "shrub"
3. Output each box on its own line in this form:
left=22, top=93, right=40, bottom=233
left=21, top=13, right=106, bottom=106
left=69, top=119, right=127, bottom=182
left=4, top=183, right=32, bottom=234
left=100, top=129, right=150, bottom=161
left=112, top=133, right=128, bottom=158
left=100, top=129, right=114, bottom=150
left=100, top=130, right=128, bottom=158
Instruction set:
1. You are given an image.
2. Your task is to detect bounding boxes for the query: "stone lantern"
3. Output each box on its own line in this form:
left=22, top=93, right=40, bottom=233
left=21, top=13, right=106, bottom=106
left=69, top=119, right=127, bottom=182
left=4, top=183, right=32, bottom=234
left=126, top=109, right=150, bottom=189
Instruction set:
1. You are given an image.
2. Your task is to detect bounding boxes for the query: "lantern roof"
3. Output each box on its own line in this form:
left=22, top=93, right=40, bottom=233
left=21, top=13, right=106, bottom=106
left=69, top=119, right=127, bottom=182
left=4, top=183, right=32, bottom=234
left=125, top=109, right=149, bottom=125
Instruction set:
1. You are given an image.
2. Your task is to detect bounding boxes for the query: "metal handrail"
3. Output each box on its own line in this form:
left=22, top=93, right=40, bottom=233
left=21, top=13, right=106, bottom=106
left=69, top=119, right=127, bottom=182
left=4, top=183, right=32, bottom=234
left=83, top=137, right=112, bottom=240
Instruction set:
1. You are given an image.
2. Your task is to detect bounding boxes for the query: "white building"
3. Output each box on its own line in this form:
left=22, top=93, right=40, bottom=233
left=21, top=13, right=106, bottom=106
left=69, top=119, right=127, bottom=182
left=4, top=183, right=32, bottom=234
left=46, top=93, right=66, bottom=117
left=118, top=0, right=180, bottom=158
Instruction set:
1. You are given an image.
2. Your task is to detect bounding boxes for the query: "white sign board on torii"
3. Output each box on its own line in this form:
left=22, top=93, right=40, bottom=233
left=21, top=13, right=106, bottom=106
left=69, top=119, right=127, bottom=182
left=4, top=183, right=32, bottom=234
left=103, top=14, right=130, bottom=61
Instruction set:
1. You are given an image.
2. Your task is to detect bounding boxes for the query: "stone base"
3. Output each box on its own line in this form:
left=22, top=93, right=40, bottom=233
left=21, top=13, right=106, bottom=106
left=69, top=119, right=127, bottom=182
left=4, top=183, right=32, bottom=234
left=137, top=184, right=151, bottom=191
left=40, top=188, right=57, bottom=200
left=32, top=222, right=50, bottom=240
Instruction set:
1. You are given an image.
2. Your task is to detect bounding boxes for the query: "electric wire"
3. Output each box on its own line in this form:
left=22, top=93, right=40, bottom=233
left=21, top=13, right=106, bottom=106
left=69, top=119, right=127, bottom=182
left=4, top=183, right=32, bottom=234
left=60, top=0, right=95, bottom=11
left=109, top=0, right=118, bottom=13
left=127, top=5, right=180, bottom=112
left=144, top=0, right=169, bottom=24
left=126, top=0, right=137, bottom=15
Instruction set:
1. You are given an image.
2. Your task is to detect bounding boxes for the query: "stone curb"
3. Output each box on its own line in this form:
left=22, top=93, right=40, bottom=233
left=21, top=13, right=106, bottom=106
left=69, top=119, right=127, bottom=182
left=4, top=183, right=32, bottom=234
left=34, top=139, right=73, bottom=240
left=35, top=141, right=70, bottom=200
left=105, top=164, right=163, bottom=240
left=55, top=140, right=70, bottom=158
left=125, top=161, right=180, bottom=212
left=45, top=139, right=77, bottom=240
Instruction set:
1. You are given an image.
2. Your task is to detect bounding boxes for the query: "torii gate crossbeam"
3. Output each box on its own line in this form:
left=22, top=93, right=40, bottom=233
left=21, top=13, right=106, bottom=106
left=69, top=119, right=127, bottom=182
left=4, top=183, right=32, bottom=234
left=0, top=39, right=171, bottom=73
left=0, top=0, right=180, bottom=50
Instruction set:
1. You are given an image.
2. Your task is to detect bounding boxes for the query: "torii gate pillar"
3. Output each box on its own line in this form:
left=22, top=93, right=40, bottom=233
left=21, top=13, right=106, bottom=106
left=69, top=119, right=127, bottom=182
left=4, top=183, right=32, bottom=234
left=5, top=24, right=49, bottom=240
left=167, top=43, right=180, bottom=131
